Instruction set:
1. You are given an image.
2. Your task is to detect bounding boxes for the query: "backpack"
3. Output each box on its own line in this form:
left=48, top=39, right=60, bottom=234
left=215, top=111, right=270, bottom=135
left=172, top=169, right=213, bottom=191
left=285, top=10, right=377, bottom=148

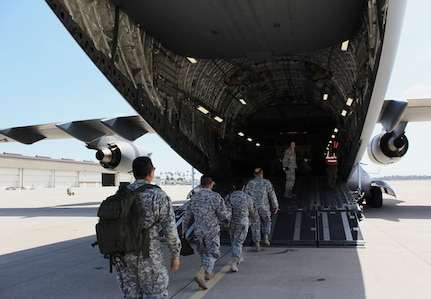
left=92, top=183, right=160, bottom=272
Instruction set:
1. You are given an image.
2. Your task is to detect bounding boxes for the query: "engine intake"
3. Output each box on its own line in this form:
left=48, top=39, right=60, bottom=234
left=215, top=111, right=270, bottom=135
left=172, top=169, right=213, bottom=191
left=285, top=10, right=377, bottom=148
left=95, top=141, right=151, bottom=173
left=367, top=132, right=408, bottom=165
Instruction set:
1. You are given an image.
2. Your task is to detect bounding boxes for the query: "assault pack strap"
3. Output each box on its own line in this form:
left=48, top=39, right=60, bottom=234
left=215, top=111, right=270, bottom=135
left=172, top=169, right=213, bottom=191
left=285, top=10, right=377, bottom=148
left=91, top=183, right=160, bottom=272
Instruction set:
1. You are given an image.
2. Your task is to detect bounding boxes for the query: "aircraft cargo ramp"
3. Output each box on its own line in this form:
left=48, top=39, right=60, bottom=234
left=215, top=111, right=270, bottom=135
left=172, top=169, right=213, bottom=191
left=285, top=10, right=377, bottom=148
left=175, top=176, right=365, bottom=248
left=270, top=176, right=365, bottom=247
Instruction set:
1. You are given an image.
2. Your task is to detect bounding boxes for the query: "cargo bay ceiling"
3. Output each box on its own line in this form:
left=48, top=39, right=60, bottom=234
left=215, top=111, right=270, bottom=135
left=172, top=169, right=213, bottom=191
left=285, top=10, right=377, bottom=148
left=46, top=0, right=387, bottom=181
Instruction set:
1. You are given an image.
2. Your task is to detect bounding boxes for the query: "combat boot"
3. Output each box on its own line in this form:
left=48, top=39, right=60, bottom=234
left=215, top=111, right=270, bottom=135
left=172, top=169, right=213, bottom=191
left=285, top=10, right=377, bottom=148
left=255, top=241, right=261, bottom=252
left=230, top=258, right=239, bottom=272
left=263, top=234, right=271, bottom=246
left=194, top=267, right=208, bottom=290
left=205, top=271, right=214, bottom=280
left=239, top=253, right=244, bottom=264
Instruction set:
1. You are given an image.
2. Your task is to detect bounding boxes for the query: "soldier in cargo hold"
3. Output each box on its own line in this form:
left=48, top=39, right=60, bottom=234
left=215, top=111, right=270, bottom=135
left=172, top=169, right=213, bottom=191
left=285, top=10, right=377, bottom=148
left=282, top=141, right=298, bottom=198
left=181, top=175, right=230, bottom=290
left=245, top=168, right=279, bottom=252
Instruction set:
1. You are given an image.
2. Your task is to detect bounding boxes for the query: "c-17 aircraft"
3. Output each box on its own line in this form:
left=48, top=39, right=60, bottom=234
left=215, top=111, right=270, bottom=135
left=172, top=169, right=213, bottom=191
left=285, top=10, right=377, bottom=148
left=2, top=0, right=431, bottom=245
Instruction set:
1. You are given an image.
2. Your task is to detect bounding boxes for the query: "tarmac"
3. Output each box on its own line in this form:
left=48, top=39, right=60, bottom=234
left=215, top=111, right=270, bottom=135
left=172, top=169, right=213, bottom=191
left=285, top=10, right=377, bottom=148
left=1, top=180, right=431, bottom=298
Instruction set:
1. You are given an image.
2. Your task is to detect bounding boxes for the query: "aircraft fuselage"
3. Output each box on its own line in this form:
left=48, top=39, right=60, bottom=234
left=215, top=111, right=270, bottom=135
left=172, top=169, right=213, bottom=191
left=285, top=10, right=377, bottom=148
left=45, top=0, right=406, bottom=191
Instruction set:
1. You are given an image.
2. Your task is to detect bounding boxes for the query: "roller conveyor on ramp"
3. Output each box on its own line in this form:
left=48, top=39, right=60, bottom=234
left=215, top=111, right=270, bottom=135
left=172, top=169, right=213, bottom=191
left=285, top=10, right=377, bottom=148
left=271, top=209, right=364, bottom=247
left=271, top=176, right=365, bottom=247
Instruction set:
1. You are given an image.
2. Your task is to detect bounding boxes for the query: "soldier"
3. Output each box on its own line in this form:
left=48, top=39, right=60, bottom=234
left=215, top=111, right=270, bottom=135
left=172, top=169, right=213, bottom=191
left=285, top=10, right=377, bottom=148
left=282, top=141, right=298, bottom=198
left=115, top=156, right=181, bottom=299
left=225, top=179, right=259, bottom=272
left=182, top=175, right=230, bottom=290
left=245, top=168, right=279, bottom=252
left=325, top=149, right=338, bottom=188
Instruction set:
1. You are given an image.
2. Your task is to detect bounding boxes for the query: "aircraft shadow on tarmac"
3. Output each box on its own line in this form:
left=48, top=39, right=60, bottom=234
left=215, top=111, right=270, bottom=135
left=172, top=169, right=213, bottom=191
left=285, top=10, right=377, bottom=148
left=0, top=234, right=367, bottom=299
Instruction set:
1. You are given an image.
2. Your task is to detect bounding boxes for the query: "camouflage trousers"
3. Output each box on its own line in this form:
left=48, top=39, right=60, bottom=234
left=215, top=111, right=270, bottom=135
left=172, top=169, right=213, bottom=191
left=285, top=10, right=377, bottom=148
left=195, top=232, right=221, bottom=275
left=251, top=207, right=272, bottom=242
left=284, top=169, right=296, bottom=194
left=115, top=253, right=169, bottom=299
left=229, top=224, right=249, bottom=258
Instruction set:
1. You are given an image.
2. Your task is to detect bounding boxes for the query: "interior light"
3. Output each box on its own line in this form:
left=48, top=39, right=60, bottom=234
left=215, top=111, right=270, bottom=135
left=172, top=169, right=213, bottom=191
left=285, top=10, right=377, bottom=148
left=346, top=97, right=353, bottom=106
left=341, top=110, right=347, bottom=117
left=256, top=143, right=261, bottom=147
left=331, top=134, right=335, bottom=139
left=239, top=98, right=247, bottom=105
left=247, top=137, right=252, bottom=142
left=334, top=128, right=338, bottom=133
left=197, top=105, right=209, bottom=114
left=238, top=132, right=245, bottom=137
left=341, top=40, right=349, bottom=51
left=214, top=116, right=223, bottom=123
left=187, top=57, right=198, bottom=64
left=323, top=93, right=329, bottom=100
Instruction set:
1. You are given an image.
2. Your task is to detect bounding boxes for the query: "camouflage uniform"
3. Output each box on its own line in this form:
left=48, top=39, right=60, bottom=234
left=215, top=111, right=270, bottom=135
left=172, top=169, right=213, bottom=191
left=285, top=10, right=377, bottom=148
left=225, top=191, right=259, bottom=258
left=245, top=177, right=279, bottom=242
left=182, top=188, right=229, bottom=276
left=282, top=148, right=297, bottom=197
left=186, top=185, right=202, bottom=199
left=115, top=180, right=181, bottom=299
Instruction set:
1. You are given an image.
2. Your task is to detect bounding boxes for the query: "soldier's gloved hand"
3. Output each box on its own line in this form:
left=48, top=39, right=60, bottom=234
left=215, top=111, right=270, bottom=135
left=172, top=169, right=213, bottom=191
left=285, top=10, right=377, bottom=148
left=273, top=207, right=279, bottom=214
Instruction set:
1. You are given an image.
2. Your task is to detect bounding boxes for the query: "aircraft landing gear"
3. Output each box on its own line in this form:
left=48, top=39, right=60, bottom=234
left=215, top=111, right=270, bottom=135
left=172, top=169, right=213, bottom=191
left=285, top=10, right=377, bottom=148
left=366, top=186, right=383, bottom=208
left=352, top=189, right=365, bottom=221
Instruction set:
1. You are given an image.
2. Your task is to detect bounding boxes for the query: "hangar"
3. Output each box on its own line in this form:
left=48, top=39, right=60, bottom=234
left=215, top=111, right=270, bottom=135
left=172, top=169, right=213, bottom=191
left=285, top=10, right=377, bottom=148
left=0, top=153, right=131, bottom=189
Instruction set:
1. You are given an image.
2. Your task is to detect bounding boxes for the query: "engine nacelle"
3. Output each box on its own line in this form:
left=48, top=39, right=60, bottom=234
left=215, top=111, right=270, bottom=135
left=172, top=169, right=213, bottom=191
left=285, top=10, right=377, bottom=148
left=367, top=131, right=408, bottom=165
left=95, top=141, right=151, bottom=173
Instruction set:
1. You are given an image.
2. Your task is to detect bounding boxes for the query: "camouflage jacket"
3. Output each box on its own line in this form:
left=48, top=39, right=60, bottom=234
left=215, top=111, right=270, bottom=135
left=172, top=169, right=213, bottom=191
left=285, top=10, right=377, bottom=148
left=282, top=148, right=297, bottom=169
left=182, top=188, right=229, bottom=236
left=245, top=177, right=279, bottom=211
left=225, top=190, right=259, bottom=226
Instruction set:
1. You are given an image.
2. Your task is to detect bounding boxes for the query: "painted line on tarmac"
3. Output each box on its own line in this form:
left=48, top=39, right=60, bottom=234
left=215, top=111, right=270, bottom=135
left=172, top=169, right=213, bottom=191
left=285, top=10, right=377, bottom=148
left=189, top=246, right=251, bottom=299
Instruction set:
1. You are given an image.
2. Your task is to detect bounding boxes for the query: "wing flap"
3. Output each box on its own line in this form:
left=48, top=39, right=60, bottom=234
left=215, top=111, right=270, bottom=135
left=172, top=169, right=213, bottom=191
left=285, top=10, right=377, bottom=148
left=0, top=116, right=154, bottom=145
left=101, top=115, right=153, bottom=141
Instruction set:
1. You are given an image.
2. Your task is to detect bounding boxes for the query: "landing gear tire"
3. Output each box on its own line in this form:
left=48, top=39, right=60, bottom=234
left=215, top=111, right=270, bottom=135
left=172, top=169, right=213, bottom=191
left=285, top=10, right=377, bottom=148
left=368, top=186, right=383, bottom=208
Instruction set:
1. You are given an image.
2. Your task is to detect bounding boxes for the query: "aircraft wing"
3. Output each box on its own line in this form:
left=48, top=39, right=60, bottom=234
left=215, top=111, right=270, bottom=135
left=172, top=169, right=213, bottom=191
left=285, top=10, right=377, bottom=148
left=0, top=115, right=155, bottom=144
left=378, top=98, right=431, bottom=133
left=400, top=98, right=431, bottom=122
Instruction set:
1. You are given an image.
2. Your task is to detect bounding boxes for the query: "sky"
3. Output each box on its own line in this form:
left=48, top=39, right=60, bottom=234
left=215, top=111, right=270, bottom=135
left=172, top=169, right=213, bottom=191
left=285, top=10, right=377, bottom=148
left=1, top=1, right=431, bottom=177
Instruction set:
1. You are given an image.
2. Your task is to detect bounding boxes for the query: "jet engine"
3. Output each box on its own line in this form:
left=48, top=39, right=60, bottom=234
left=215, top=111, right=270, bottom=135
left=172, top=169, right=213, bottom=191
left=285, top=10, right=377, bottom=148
left=367, top=131, right=408, bottom=165
left=95, top=141, right=151, bottom=173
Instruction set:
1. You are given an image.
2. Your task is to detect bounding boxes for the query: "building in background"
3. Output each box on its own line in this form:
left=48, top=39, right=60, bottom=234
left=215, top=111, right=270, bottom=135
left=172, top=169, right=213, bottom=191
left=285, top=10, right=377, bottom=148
left=0, top=153, right=133, bottom=189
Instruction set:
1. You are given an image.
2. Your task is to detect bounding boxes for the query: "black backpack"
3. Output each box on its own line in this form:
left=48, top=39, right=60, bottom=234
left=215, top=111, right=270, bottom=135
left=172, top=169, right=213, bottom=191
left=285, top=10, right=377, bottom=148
left=92, top=184, right=160, bottom=272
